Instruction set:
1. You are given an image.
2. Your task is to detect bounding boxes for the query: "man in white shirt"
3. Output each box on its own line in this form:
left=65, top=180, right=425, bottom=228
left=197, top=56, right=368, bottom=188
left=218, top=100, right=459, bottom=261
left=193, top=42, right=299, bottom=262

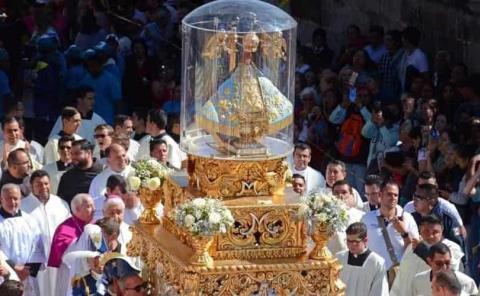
left=410, top=243, right=477, bottom=296
left=290, top=143, right=325, bottom=193
left=361, top=181, right=419, bottom=277
left=336, top=222, right=389, bottom=296
left=114, top=114, right=139, bottom=161
left=93, top=124, right=114, bottom=166
left=321, top=160, right=363, bottom=209
left=20, top=170, right=71, bottom=296
left=390, top=215, right=464, bottom=296
left=42, top=136, right=74, bottom=195
left=398, top=26, right=429, bottom=91
left=329, top=180, right=365, bottom=254
left=0, top=183, right=45, bottom=296
left=0, top=116, right=36, bottom=167
left=137, top=109, right=185, bottom=169
left=44, top=107, right=83, bottom=164
left=89, top=143, right=134, bottom=199
left=49, top=86, right=106, bottom=143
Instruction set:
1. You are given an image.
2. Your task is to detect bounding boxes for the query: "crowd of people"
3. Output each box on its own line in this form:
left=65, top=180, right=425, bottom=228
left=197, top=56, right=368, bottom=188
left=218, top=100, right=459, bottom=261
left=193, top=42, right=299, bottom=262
left=0, top=0, right=478, bottom=295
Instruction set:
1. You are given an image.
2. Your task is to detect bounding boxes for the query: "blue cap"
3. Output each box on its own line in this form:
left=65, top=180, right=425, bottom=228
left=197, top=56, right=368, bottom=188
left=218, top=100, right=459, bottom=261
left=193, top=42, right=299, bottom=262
left=0, top=48, right=9, bottom=61
left=103, top=255, right=140, bottom=280
left=83, top=49, right=97, bottom=60
left=65, top=45, right=84, bottom=60
left=94, top=41, right=113, bottom=56
left=37, top=35, right=57, bottom=52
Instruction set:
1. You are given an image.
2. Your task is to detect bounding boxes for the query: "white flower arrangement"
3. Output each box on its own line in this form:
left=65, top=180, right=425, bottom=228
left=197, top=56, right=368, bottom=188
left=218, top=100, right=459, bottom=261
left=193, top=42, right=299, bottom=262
left=127, top=159, right=170, bottom=191
left=173, top=198, right=235, bottom=236
left=297, top=191, right=349, bottom=232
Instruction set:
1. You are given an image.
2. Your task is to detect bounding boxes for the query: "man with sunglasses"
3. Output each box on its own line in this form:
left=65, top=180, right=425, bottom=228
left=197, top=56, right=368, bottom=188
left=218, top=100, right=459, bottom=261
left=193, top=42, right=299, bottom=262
left=410, top=243, right=477, bottom=296
left=336, top=222, right=389, bottom=296
left=42, top=136, right=74, bottom=195
left=119, top=273, right=147, bottom=296
left=412, top=184, right=463, bottom=247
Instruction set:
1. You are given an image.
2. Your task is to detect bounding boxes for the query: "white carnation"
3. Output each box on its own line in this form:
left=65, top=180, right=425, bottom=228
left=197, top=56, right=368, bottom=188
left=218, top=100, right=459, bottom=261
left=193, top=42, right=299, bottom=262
left=127, top=176, right=141, bottom=191
left=208, top=212, right=221, bottom=224
left=184, top=214, right=195, bottom=227
left=147, top=177, right=161, bottom=191
left=192, top=198, right=206, bottom=207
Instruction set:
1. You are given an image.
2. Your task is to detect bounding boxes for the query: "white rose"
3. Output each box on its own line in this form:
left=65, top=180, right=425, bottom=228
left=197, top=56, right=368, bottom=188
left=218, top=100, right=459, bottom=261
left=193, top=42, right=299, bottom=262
left=208, top=212, right=221, bottom=224
left=184, top=214, right=195, bottom=227
left=315, top=213, right=328, bottom=222
left=127, top=176, right=141, bottom=191
left=147, top=177, right=161, bottom=191
left=192, top=198, right=206, bottom=208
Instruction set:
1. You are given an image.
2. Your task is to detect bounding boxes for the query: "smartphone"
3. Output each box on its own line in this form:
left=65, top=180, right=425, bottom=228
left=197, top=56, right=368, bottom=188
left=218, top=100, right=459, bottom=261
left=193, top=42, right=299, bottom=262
left=349, top=87, right=357, bottom=103
left=348, top=71, right=359, bottom=86
left=418, top=148, right=427, bottom=161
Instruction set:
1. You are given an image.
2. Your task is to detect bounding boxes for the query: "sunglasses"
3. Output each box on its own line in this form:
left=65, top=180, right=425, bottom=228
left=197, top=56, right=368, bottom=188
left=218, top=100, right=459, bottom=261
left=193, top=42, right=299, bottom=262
left=59, top=145, right=72, bottom=150
left=413, top=193, right=431, bottom=201
left=94, top=134, right=107, bottom=139
left=125, top=281, right=148, bottom=292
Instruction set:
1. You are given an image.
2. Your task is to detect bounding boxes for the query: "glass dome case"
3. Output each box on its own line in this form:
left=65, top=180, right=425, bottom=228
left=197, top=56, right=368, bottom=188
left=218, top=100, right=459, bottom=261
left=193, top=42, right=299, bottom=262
left=180, top=0, right=297, bottom=159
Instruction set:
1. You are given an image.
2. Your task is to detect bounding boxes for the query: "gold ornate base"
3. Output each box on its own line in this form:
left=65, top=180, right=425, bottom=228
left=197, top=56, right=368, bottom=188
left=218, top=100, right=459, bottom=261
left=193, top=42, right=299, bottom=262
left=128, top=224, right=345, bottom=296
left=187, top=155, right=289, bottom=199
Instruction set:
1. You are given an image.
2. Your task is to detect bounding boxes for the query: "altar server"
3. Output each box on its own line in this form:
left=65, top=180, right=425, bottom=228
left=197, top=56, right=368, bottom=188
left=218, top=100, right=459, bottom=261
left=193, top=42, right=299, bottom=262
left=390, top=215, right=464, bottom=296
left=336, top=222, right=389, bottom=296
left=42, top=136, right=74, bottom=195
left=0, top=183, right=45, bottom=296
left=48, top=193, right=94, bottom=296
left=20, top=170, right=71, bottom=296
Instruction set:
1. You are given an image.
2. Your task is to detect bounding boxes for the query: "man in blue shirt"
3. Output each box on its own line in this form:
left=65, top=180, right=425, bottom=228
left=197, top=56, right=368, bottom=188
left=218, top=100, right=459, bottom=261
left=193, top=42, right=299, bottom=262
left=81, top=50, right=122, bottom=124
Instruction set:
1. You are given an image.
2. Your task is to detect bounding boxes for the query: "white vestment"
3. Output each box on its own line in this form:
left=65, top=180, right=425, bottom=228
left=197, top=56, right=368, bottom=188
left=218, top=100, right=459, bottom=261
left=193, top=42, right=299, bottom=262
left=42, top=161, right=70, bottom=195
left=20, top=194, right=71, bottom=296
left=291, top=166, right=326, bottom=193
left=137, top=134, right=186, bottom=168
left=49, top=113, right=106, bottom=143
left=411, top=269, right=478, bottom=296
left=0, top=212, right=45, bottom=296
left=44, top=133, right=82, bottom=164
left=391, top=239, right=464, bottom=296
left=328, top=207, right=364, bottom=254
left=88, top=166, right=134, bottom=199
left=336, top=250, right=389, bottom=296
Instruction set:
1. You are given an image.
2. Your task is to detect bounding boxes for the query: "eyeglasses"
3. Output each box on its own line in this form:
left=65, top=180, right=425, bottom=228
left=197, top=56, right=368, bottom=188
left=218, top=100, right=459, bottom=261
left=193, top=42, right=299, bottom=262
left=14, top=160, right=31, bottom=166
left=346, top=238, right=364, bottom=244
left=59, top=145, right=72, bottom=150
left=125, top=281, right=148, bottom=292
left=94, top=134, right=107, bottom=139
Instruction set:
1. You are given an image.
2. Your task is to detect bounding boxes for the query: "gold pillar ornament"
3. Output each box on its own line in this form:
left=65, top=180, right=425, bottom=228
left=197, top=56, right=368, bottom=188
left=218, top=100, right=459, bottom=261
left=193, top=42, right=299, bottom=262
left=138, top=187, right=163, bottom=225
left=309, top=222, right=333, bottom=260
left=189, top=235, right=214, bottom=267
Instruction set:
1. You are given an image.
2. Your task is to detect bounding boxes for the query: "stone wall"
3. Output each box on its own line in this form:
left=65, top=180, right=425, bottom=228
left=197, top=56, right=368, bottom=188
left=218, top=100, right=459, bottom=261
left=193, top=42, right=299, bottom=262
left=293, top=0, right=480, bottom=71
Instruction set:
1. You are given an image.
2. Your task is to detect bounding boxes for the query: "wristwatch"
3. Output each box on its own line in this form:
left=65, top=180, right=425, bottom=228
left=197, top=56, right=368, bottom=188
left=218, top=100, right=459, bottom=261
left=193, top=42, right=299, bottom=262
left=401, top=232, right=409, bottom=238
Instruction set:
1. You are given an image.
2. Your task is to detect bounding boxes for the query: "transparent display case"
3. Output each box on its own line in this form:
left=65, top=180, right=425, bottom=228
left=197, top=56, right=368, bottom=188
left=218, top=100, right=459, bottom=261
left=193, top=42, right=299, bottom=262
left=180, top=0, right=297, bottom=159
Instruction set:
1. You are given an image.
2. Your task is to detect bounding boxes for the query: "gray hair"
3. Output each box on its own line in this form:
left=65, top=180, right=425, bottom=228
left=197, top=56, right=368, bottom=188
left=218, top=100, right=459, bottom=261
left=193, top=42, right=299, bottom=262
left=71, top=193, right=93, bottom=214
left=103, top=197, right=125, bottom=212
left=1, top=183, right=21, bottom=197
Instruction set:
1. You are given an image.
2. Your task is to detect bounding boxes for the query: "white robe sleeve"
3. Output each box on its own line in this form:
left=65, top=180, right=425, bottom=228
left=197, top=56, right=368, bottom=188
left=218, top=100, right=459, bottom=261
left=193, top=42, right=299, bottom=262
left=370, top=259, right=389, bottom=296
left=44, top=139, right=59, bottom=164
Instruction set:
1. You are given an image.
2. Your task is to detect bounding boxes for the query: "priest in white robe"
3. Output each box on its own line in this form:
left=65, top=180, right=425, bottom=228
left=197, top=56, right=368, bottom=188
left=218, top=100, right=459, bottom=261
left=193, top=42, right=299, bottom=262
left=290, top=143, right=326, bottom=193
left=410, top=242, right=477, bottom=296
left=391, top=214, right=464, bottom=296
left=101, top=197, right=132, bottom=247
left=336, top=222, right=389, bottom=296
left=136, top=109, right=186, bottom=169
left=0, top=117, right=42, bottom=167
left=0, top=183, right=45, bottom=296
left=89, top=143, right=134, bottom=199
left=328, top=181, right=365, bottom=254
left=44, top=107, right=83, bottom=164
left=20, top=170, right=71, bottom=296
